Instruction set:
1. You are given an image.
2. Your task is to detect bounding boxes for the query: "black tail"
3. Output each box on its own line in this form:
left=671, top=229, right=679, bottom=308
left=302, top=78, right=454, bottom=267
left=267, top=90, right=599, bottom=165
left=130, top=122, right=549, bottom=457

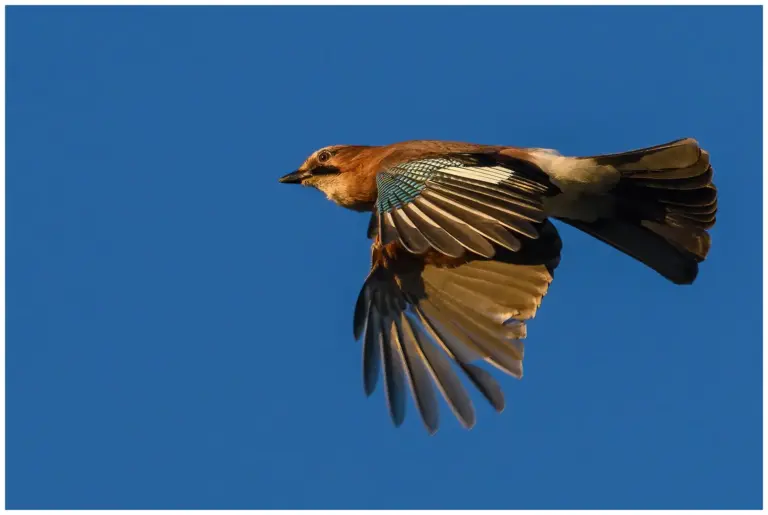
left=562, top=138, right=717, bottom=285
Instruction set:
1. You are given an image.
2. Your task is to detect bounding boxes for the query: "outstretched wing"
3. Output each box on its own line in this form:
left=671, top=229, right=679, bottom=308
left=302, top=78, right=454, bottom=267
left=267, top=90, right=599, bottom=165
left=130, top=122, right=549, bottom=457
left=369, top=153, right=555, bottom=258
left=354, top=153, right=563, bottom=434
left=353, top=229, right=561, bottom=434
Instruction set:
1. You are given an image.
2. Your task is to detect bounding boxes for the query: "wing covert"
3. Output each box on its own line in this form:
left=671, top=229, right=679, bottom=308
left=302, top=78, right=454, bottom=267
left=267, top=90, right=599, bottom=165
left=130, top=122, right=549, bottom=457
left=370, top=153, right=555, bottom=258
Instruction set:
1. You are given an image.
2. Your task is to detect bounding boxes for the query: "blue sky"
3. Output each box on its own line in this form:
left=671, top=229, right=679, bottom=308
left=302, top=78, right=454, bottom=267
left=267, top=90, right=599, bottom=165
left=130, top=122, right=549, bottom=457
left=6, top=5, right=762, bottom=510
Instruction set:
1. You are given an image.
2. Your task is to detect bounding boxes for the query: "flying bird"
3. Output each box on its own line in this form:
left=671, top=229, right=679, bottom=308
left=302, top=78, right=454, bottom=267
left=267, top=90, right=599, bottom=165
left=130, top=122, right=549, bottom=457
left=279, top=138, right=717, bottom=434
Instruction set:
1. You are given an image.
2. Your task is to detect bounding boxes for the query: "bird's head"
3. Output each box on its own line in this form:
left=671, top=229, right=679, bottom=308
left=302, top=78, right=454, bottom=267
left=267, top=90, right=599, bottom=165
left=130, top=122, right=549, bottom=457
left=279, top=145, right=376, bottom=210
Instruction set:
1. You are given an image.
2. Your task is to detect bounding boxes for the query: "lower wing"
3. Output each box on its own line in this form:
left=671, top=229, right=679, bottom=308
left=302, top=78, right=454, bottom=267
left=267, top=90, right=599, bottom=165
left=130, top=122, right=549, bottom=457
left=353, top=222, right=561, bottom=434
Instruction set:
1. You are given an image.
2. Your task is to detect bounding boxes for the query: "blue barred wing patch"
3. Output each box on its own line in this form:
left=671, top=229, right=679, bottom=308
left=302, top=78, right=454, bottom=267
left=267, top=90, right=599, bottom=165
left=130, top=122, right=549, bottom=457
left=375, top=157, right=469, bottom=213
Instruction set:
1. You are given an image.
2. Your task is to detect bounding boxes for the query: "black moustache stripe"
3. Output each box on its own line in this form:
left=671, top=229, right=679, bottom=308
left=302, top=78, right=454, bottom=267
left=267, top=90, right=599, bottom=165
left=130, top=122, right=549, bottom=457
left=312, top=165, right=341, bottom=176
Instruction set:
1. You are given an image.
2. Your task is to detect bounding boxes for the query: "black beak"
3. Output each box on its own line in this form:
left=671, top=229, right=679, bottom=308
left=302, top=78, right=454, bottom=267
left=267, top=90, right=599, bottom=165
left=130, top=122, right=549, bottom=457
left=278, top=170, right=309, bottom=184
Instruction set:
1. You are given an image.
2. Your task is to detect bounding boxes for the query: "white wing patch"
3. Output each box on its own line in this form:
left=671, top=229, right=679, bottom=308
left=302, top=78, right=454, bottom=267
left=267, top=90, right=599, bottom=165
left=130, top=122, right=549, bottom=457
left=437, top=166, right=514, bottom=185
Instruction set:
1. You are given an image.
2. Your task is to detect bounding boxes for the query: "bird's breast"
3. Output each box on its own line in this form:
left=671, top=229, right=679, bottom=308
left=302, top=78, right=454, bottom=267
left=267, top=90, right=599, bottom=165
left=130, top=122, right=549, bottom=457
left=319, top=172, right=378, bottom=211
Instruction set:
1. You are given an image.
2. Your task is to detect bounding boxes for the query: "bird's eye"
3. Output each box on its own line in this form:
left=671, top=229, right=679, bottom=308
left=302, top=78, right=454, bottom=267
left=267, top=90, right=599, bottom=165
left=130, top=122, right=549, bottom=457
left=318, top=150, right=332, bottom=163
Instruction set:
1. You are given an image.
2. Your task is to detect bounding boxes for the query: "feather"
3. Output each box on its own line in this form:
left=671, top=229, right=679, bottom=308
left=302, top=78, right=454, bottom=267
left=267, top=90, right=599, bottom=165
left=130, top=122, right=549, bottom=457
left=622, top=150, right=710, bottom=179
left=470, top=258, right=553, bottom=282
left=353, top=283, right=369, bottom=341
left=411, top=197, right=495, bottom=258
left=415, top=301, right=487, bottom=363
left=426, top=184, right=540, bottom=239
left=425, top=288, right=526, bottom=364
left=667, top=211, right=716, bottom=226
left=430, top=182, right=544, bottom=223
left=427, top=273, right=533, bottom=331
left=437, top=161, right=549, bottom=196
left=378, top=291, right=406, bottom=427
left=593, top=137, right=701, bottom=171
left=412, top=305, right=505, bottom=412
left=391, top=208, right=431, bottom=254
left=381, top=212, right=400, bottom=245
left=402, top=203, right=466, bottom=258
left=402, top=310, right=476, bottom=429
left=629, top=166, right=713, bottom=190
left=445, top=262, right=552, bottom=298
left=437, top=272, right=543, bottom=317
left=362, top=298, right=382, bottom=396
left=433, top=174, right=543, bottom=209
left=437, top=165, right=512, bottom=185
left=421, top=190, right=522, bottom=252
left=657, top=186, right=717, bottom=208
left=422, top=286, right=525, bottom=384
left=502, top=173, right=551, bottom=195
left=641, top=221, right=710, bottom=260
left=624, top=184, right=717, bottom=208
left=463, top=364, right=506, bottom=412
left=367, top=213, right=378, bottom=239
left=423, top=278, right=530, bottom=348
left=422, top=293, right=524, bottom=377
left=667, top=202, right=718, bottom=216
left=394, top=309, right=440, bottom=434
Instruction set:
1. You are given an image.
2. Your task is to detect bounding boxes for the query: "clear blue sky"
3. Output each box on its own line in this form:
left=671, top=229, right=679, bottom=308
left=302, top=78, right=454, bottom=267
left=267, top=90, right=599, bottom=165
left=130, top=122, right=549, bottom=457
left=7, top=6, right=761, bottom=510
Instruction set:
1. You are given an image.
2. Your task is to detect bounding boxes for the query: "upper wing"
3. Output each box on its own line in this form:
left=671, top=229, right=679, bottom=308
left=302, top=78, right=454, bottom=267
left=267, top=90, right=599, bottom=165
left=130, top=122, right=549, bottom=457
left=355, top=153, right=563, bottom=434
left=368, top=152, right=555, bottom=258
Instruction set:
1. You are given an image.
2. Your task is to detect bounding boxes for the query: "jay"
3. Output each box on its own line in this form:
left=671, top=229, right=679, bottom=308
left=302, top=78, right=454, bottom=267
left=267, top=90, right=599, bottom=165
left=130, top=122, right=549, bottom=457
left=279, top=138, right=716, bottom=434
